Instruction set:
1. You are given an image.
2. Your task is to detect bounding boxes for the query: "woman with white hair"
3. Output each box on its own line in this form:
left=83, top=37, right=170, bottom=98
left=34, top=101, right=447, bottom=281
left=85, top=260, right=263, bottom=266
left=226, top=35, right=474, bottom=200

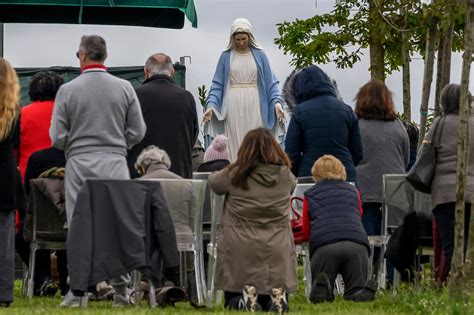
left=135, top=145, right=181, bottom=179
left=203, top=18, right=285, bottom=161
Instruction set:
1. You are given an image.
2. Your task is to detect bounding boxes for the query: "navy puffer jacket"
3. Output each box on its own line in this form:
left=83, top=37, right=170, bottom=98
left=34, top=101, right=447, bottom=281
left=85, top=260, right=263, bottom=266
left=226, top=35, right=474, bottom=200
left=284, top=66, right=363, bottom=182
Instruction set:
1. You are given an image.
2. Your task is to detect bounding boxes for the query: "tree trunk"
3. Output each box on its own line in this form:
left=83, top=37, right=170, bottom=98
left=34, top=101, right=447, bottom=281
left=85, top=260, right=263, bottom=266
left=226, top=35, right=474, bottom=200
left=434, top=0, right=454, bottom=117
left=462, top=0, right=474, bottom=290
left=369, top=0, right=385, bottom=81
left=418, top=18, right=438, bottom=147
left=401, top=5, right=411, bottom=121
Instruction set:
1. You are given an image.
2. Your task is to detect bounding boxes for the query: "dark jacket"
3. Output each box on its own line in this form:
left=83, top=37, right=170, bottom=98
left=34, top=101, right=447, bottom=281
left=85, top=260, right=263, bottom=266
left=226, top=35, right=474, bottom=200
left=24, top=178, right=67, bottom=242
left=304, top=180, right=369, bottom=256
left=407, top=146, right=417, bottom=172
left=68, top=180, right=179, bottom=291
left=0, top=116, right=21, bottom=211
left=127, top=75, right=199, bottom=179
left=385, top=212, right=432, bottom=282
left=197, top=159, right=230, bottom=172
left=284, top=66, right=363, bottom=182
left=24, top=147, right=66, bottom=195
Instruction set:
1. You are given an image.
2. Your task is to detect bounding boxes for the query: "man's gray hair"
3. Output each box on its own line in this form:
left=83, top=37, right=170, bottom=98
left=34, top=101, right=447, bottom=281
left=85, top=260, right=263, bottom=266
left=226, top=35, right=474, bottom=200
left=145, top=53, right=173, bottom=77
left=79, top=35, right=107, bottom=62
left=135, top=145, right=171, bottom=174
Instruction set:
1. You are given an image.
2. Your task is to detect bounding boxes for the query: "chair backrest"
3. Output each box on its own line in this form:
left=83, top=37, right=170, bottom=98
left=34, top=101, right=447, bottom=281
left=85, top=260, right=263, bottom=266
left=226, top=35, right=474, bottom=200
left=290, top=183, right=313, bottom=214
left=24, top=178, right=67, bottom=242
left=140, top=179, right=206, bottom=246
left=193, top=172, right=212, bottom=180
left=297, top=176, right=314, bottom=184
left=292, top=183, right=313, bottom=198
left=193, top=172, right=212, bottom=225
left=382, top=174, right=432, bottom=235
left=193, top=172, right=227, bottom=247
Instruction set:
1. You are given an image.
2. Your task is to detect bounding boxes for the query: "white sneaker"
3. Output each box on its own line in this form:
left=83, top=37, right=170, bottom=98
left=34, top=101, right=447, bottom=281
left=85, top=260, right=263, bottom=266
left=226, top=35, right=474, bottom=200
left=59, top=291, right=88, bottom=308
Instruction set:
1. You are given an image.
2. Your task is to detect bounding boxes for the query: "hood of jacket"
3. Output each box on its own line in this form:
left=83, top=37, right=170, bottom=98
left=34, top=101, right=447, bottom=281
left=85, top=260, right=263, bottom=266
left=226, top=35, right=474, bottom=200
left=249, top=164, right=285, bottom=188
left=282, top=66, right=342, bottom=112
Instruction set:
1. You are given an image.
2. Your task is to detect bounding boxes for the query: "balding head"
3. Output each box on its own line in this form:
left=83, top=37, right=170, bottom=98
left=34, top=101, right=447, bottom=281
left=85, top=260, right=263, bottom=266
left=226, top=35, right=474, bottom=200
left=144, top=53, right=174, bottom=79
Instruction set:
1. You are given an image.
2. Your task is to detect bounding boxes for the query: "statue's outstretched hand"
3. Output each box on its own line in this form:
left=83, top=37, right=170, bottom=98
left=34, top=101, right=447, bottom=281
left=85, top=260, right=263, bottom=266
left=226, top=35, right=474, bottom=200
left=275, top=103, right=286, bottom=123
left=203, top=108, right=213, bottom=124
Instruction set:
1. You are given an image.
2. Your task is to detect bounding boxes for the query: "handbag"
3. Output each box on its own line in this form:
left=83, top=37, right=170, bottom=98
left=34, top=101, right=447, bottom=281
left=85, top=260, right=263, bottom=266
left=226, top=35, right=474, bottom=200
left=290, top=196, right=305, bottom=244
left=406, top=116, right=446, bottom=193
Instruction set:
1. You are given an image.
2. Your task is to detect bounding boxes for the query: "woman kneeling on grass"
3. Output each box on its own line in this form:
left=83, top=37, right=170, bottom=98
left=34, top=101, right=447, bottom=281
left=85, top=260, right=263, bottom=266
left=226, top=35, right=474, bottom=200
left=303, top=155, right=377, bottom=303
left=209, top=128, right=297, bottom=313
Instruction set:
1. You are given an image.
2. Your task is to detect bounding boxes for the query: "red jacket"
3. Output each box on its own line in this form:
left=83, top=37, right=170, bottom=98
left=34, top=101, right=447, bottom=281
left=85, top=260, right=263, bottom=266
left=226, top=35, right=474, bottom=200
left=302, top=188, right=364, bottom=242
left=18, top=100, right=54, bottom=180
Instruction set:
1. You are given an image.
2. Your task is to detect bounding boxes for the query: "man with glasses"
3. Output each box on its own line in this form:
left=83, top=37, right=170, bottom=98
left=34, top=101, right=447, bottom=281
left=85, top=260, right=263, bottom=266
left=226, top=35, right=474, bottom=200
left=50, top=34, right=146, bottom=308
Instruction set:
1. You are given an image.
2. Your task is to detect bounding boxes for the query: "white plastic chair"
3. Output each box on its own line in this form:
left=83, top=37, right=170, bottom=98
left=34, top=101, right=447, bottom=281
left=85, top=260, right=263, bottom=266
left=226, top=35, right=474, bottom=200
left=139, top=178, right=208, bottom=305
left=291, top=183, right=314, bottom=298
left=377, top=174, right=432, bottom=289
left=22, top=178, right=67, bottom=298
left=204, top=189, right=225, bottom=307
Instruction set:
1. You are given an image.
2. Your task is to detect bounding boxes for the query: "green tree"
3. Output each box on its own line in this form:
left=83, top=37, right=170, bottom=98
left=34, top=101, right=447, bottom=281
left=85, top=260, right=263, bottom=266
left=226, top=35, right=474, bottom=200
left=275, top=0, right=465, bottom=124
left=452, top=0, right=473, bottom=299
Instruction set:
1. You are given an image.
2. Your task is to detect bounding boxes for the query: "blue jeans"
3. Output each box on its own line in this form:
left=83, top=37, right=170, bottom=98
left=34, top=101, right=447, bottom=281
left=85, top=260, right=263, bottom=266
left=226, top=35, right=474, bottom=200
left=362, top=202, right=383, bottom=272
left=362, top=202, right=382, bottom=236
left=432, top=202, right=471, bottom=274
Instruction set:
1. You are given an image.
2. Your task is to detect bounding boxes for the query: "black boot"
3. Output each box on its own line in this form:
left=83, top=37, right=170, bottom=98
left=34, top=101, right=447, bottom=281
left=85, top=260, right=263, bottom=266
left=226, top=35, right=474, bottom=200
left=0, top=301, right=11, bottom=308
left=309, top=273, right=334, bottom=303
left=345, top=279, right=378, bottom=302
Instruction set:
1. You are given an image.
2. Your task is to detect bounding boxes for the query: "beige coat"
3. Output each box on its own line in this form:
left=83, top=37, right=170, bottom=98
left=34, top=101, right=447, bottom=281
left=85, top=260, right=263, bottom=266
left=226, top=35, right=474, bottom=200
left=209, top=164, right=297, bottom=294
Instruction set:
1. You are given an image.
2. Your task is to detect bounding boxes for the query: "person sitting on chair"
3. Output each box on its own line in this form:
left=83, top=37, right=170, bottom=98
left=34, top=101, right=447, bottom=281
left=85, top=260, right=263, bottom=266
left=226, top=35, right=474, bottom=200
left=302, top=155, right=377, bottom=303
left=197, top=135, right=231, bottom=172
left=135, top=145, right=199, bottom=303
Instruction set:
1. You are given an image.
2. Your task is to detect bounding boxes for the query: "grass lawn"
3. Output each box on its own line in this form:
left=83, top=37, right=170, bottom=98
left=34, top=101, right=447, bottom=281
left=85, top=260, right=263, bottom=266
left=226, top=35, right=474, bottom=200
left=1, top=271, right=472, bottom=315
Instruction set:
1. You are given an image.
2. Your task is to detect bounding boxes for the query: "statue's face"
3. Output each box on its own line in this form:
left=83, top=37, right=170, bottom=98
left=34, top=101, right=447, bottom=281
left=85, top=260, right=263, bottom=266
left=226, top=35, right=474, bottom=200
left=233, top=33, right=249, bottom=51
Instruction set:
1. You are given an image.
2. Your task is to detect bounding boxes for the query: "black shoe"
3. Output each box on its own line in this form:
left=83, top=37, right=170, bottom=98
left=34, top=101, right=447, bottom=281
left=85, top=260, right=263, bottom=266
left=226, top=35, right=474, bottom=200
left=186, top=274, right=199, bottom=307
left=39, top=280, right=59, bottom=297
left=309, top=273, right=334, bottom=303
left=0, top=301, right=11, bottom=308
left=269, top=287, right=288, bottom=314
left=345, top=279, right=378, bottom=302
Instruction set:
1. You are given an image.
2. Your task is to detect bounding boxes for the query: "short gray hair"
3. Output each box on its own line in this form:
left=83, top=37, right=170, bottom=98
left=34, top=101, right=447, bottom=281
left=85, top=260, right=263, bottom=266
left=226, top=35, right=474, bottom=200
left=440, top=84, right=473, bottom=114
left=145, top=53, right=173, bottom=77
left=79, top=35, right=107, bottom=62
left=135, top=145, right=171, bottom=174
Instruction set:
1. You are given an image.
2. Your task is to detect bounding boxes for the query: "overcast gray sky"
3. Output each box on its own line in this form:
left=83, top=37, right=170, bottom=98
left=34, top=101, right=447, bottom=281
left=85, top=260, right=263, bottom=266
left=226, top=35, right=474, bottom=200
left=4, top=0, right=473, bottom=123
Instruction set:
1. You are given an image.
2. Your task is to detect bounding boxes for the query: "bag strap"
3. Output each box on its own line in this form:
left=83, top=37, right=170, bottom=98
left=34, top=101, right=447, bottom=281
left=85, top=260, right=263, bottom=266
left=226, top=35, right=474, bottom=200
left=290, top=196, right=303, bottom=219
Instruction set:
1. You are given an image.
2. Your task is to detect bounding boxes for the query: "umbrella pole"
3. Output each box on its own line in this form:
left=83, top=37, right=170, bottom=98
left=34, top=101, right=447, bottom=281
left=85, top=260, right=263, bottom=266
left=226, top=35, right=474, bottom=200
left=0, top=22, right=3, bottom=58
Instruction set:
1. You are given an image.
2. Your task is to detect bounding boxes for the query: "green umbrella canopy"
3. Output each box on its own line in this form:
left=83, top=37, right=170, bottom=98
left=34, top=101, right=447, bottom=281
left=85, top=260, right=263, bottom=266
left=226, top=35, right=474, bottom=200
left=15, top=64, right=187, bottom=106
left=0, top=0, right=197, bottom=28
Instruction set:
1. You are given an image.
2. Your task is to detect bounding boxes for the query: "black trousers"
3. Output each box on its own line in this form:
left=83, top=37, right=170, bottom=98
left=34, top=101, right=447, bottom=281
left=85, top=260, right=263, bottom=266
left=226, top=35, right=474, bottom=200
left=310, top=241, right=369, bottom=299
left=432, top=202, right=471, bottom=275
left=0, top=210, right=15, bottom=303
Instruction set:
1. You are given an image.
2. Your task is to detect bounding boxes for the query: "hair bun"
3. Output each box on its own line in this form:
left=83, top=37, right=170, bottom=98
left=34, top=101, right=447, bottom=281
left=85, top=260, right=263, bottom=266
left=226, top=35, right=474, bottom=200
left=212, top=135, right=228, bottom=152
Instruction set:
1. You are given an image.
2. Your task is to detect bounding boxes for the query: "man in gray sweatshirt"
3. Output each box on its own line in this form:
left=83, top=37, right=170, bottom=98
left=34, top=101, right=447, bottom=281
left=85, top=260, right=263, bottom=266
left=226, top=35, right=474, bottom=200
left=50, top=35, right=146, bottom=308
